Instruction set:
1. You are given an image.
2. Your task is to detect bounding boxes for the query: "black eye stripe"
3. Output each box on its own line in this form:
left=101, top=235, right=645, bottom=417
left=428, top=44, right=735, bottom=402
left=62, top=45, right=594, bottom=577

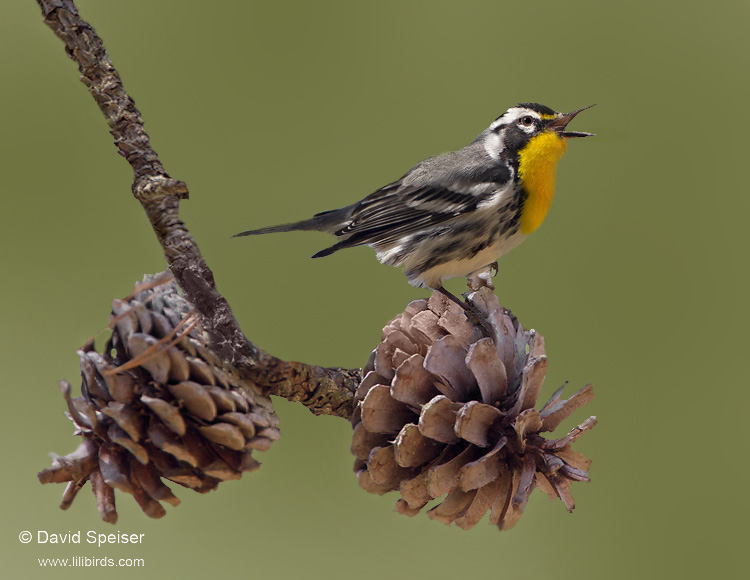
left=492, top=113, right=538, bottom=133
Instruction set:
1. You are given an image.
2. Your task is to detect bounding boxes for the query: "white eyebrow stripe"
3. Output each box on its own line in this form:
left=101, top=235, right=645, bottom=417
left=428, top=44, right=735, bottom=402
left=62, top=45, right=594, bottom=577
left=489, top=117, right=506, bottom=132
left=488, top=107, right=542, bottom=132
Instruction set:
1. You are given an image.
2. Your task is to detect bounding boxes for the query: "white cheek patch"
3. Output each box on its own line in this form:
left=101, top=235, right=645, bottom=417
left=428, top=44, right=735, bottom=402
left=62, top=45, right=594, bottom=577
left=484, top=130, right=504, bottom=159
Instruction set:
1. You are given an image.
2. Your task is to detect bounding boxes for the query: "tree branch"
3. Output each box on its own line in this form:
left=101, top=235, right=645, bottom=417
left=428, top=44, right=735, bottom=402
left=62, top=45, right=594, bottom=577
left=37, top=0, right=360, bottom=418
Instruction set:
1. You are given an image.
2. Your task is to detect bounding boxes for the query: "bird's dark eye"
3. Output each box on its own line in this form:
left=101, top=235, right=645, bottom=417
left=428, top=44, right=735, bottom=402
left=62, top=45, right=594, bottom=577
left=521, top=116, right=534, bottom=126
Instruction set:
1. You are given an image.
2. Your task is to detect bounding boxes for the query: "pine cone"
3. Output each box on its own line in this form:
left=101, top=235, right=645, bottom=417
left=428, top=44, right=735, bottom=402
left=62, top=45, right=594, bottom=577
left=351, top=288, right=596, bottom=531
left=38, top=273, right=279, bottom=523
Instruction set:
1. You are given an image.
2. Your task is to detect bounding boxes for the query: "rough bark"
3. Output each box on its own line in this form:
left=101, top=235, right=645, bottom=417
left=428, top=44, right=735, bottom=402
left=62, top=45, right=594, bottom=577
left=37, top=0, right=360, bottom=418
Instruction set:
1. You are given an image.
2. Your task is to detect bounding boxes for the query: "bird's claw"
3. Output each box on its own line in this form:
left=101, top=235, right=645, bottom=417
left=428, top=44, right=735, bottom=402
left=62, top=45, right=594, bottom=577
left=466, top=263, right=498, bottom=291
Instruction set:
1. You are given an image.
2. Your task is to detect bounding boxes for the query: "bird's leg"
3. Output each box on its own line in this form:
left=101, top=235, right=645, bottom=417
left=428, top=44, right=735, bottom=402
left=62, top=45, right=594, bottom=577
left=435, top=286, right=494, bottom=338
left=436, top=285, right=468, bottom=310
left=466, top=262, right=499, bottom=291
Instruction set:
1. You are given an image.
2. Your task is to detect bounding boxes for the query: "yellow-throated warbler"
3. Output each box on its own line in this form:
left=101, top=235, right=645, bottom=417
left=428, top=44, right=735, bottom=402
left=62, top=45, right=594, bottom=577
left=233, top=103, right=593, bottom=292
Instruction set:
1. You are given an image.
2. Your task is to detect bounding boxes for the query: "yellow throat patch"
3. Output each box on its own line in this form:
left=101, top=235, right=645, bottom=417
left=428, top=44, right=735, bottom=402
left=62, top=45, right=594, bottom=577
left=518, top=131, right=568, bottom=234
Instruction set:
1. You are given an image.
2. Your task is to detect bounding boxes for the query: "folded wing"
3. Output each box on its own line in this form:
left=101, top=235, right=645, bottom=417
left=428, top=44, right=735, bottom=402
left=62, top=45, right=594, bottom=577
left=312, top=181, right=499, bottom=258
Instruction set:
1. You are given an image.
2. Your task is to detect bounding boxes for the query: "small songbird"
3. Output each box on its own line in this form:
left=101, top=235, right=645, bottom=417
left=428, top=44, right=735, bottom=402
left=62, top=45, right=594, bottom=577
left=233, top=103, right=593, bottom=294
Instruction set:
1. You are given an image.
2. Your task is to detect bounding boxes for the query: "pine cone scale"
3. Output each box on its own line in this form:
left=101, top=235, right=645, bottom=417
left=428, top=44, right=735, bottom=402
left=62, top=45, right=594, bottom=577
left=454, top=400, right=503, bottom=448
left=361, top=384, right=415, bottom=434
left=466, top=337, right=508, bottom=403
left=393, top=423, right=443, bottom=468
left=457, top=450, right=503, bottom=492
left=425, top=445, right=480, bottom=498
left=390, top=354, right=438, bottom=407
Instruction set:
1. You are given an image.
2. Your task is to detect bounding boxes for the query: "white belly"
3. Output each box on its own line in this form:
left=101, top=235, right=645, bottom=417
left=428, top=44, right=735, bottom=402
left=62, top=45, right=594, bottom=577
left=408, top=233, right=526, bottom=289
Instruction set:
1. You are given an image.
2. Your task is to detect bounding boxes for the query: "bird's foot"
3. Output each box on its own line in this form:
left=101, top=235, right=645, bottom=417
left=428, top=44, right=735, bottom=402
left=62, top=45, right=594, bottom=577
left=466, top=262, right=498, bottom=291
left=436, top=286, right=494, bottom=337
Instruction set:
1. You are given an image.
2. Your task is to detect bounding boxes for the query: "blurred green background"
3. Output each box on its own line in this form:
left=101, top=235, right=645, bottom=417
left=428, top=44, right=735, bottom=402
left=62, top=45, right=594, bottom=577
left=1, top=0, right=747, bottom=578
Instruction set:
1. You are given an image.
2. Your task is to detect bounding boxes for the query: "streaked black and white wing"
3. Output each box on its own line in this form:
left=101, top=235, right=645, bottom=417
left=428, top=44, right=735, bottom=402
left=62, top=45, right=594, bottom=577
left=312, top=180, right=499, bottom=258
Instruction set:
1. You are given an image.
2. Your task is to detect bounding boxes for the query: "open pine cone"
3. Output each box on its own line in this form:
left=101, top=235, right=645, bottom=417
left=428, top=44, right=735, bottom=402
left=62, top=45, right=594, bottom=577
left=351, top=288, right=596, bottom=531
left=38, top=273, right=278, bottom=523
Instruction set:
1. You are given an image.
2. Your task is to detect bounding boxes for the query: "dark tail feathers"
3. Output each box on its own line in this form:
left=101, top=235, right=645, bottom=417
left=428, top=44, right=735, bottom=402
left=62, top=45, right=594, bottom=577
left=231, top=218, right=321, bottom=238
left=311, top=241, right=348, bottom=259
left=232, top=208, right=354, bottom=259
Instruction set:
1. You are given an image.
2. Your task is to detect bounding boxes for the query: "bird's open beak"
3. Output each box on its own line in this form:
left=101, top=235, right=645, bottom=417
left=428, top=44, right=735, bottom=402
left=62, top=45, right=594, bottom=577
left=548, top=104, right=596, bottom=138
